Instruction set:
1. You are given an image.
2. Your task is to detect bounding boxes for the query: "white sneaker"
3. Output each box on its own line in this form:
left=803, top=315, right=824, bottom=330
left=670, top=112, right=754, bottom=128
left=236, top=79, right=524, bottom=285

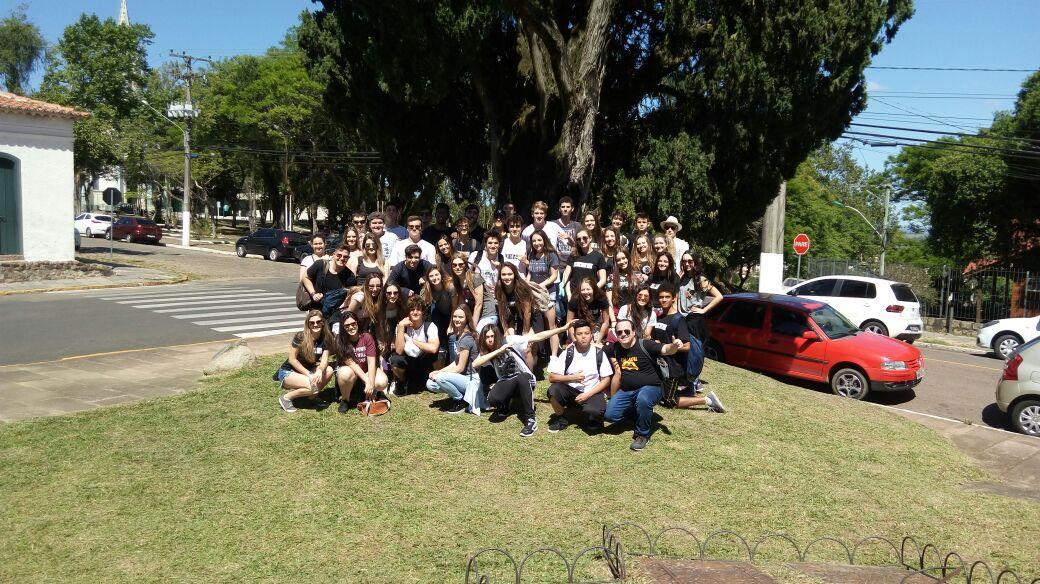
left=706, top=391, right=726, bottom=413
left=388, top=380, right=399, bottom=397
left=279, top=394, right=297, bottom=413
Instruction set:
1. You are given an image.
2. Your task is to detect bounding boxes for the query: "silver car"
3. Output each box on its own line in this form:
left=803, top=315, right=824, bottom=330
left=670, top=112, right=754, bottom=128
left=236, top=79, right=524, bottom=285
left=996, top=336, right=1040, bottom=437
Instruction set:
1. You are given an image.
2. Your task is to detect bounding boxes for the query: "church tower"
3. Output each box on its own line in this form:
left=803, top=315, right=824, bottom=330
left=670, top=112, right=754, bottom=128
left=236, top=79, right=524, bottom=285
left=118, top=0, right=129, bottom=26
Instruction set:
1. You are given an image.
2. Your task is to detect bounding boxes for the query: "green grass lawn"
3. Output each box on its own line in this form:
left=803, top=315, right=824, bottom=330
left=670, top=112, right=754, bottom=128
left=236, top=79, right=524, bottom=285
left=1, top=357, right=1038, bottom=582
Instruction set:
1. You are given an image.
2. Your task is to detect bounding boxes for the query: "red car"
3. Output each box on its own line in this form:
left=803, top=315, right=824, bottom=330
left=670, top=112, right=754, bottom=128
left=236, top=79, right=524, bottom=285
left=705, top=293, right=923, bottom=400
left=109, top=216, right=163, bottom=244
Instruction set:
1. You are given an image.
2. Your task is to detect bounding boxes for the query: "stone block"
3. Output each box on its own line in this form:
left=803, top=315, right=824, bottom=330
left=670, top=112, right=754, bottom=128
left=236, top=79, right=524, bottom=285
left=203, top=340, right=257, bottom=375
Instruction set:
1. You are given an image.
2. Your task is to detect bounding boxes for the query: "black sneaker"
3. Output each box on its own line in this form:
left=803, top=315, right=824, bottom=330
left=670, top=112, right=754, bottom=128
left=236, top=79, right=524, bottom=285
left=520, top=418, right=538, bottom=438
left=630, top=435, right=649, bottom=451
left=547, top=415, right=570, bottom=433
left=489, top=409, right=510, bottom=423
left=337, top=400, right=351, bottom=414
left=445, top=400, right=468, bottom=414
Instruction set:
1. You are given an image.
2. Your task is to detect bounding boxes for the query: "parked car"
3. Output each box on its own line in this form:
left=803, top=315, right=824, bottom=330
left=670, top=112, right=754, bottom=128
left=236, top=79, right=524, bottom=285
left=74, top=213, right=113, bottom=238
left=995, top=336, right=1040, bottom=436
left=235, top=228, right=308, bottom=261
left=109, top=216, right=163, bottom=243
left=293, top=234, right=342, bottom=262
left=784, top=275, right=923, bottom=342
left=977, top=316, right=1040, bottom=360
left=705, top=293, right=924, bottom=400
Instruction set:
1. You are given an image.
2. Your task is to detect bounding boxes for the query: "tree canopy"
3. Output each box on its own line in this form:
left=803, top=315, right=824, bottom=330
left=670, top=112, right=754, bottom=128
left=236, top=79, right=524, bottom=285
left=300, top=0, right=913, bottom=265
left=0, top=4, right=45, bottom=95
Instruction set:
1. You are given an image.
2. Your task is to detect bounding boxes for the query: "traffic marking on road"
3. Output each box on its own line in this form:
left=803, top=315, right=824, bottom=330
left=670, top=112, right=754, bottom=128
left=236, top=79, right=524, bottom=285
left=84, top=284, right=305, bottom=338
left=925, top=357, right=1001, bottom=372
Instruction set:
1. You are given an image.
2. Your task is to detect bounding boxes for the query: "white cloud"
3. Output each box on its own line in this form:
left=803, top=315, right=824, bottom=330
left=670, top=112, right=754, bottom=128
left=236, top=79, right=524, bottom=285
left=867, top=80, right=888, bottom=92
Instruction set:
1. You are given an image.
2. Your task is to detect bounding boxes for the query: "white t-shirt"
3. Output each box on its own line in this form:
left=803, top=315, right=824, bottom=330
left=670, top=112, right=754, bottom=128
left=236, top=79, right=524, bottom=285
left=471, top=250, right=500, bottom=289
left=617, top=304, right=658, bottom=332
left=670, top=237, right=690, bottom=267
left=388, top=238, right=437, bottom=267
left=547, top=345, right=614, bottom=392
left=501, top=238, right=528, bottom=271
left=379, top=231, right=400, bottom=261
left=300, top=253, right=329, bottom=269
left=404, top=321, right=439, bottom=358
left=521, top=221, right=563, bottom=246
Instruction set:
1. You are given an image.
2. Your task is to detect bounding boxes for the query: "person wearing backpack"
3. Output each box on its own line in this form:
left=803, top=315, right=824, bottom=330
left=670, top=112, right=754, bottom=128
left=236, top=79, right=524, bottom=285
left=652, top=283, right=726, bottom=413
left=603, top=318, right=683, bottom=451
left=546, top=319, right=614, bottom=433
left=389, top=295, right=440, bottom=396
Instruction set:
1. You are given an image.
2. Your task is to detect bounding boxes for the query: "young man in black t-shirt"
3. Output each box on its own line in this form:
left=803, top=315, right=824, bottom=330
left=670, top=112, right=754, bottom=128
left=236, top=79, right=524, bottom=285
left=653, top=284, right=726, bottom=413
left=604, top=318, right=682, bottom=451
left=388, top=244, right=434, bottom=296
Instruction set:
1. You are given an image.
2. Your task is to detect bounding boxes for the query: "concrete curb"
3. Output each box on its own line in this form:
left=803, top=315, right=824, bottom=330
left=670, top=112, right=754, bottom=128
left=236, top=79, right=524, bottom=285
left=916, top=340, right=990, bottom=356
left=0, top=275, right=189, bottom=296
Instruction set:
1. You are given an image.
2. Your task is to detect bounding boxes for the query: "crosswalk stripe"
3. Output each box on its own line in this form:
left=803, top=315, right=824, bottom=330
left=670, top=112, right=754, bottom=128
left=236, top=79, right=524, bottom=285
left=95, top=286, right=227, bottom=299
left=192, top=313, right=309, bottom=326
left=212, top=320, right=304, bottom=332
left=235, top=327, right=302, bottom=339
left=109, top=289, right=269, bottom=302
left=129, top=294, right=289, bottom=309
left=154, top=300, right=294, bottom=314
left=170, top=306, right=300, bottom=319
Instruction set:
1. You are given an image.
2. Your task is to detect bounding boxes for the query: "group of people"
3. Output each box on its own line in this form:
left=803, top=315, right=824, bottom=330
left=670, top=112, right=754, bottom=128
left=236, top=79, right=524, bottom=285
left=276, top=198, right=728, bottom=451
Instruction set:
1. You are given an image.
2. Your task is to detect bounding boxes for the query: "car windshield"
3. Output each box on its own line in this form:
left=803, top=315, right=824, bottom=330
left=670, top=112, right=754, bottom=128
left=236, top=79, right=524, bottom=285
left=809, top=304, right=859, bottom=339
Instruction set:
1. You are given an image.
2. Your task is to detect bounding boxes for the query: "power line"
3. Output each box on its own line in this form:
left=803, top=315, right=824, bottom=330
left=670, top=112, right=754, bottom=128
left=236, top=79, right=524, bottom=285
left=842, top=132, right=1040, bottom=161
left=867, top=66, right=1039, bottom=72
left=870, top=97, right=978, bottom=133
left=849, top=123, right=1040, bottom=148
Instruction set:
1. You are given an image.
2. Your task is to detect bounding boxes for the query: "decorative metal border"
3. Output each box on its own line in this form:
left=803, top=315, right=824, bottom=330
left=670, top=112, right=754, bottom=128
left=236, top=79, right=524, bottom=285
left=464, top=526, right=1038, bottom=583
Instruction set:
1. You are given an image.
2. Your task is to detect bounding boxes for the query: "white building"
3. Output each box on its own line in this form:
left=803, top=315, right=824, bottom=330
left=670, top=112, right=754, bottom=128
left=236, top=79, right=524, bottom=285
left=0, top=92, right=88, bottom=261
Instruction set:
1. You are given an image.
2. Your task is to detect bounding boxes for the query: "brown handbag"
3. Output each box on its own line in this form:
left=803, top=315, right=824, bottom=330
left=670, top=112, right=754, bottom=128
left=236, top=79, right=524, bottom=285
left=357, top=396, right=391, bottom=416
left=296, top=259, right=329, bottom=311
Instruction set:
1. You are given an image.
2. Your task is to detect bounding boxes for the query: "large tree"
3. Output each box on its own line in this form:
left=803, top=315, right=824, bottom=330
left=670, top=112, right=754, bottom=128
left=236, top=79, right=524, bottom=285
left=0, top=5, right=45, bottom=95
left=300, top=0, right=912, bottom=253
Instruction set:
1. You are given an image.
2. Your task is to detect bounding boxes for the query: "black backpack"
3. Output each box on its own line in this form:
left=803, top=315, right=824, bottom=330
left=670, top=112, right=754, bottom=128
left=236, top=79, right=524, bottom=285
left=563, top=345, right=605, bottom=375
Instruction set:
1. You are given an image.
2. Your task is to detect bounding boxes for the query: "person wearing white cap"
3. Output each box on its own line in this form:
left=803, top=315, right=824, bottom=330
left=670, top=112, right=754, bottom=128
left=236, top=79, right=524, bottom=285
left=659, top=216, right=689, bottom=267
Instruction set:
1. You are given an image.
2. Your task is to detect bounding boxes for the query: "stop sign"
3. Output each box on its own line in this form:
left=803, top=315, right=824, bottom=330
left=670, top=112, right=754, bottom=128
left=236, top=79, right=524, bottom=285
left=793, top=233, right=811, bottom=255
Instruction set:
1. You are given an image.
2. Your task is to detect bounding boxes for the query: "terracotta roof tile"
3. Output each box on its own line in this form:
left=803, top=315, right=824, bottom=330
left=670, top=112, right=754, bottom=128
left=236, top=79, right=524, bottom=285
left=0, top=92, right=89, bottom=120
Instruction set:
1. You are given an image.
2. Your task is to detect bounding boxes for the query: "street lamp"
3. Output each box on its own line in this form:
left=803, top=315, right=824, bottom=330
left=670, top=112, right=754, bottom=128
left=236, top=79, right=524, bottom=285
left=832, top=188, right=890, bottom=276
left=166, top=101, right=199, bottom=247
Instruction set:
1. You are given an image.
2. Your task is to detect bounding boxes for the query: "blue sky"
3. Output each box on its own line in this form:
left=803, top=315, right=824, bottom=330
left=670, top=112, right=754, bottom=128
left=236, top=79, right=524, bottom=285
left=8, top=0, right=1040, bottom=172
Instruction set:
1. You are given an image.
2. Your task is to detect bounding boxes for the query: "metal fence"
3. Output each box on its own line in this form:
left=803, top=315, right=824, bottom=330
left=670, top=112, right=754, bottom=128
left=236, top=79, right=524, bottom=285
left=785, top=257, right=1040, bottom=323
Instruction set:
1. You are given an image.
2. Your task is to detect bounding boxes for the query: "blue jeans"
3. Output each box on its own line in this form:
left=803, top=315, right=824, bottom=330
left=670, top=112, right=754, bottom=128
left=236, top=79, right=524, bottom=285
left=605, top=385, right=662, bottom=437
left=687, top=337, right=704, bottom=381
left=426, top=371, right=473, bottom=401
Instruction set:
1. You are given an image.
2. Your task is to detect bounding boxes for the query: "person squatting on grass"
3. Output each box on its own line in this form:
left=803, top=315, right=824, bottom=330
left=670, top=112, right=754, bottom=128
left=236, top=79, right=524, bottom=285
left=334, top=310, right=389, bottom=413
left=390, top=295, right=440, bottom=396
left=603, top=318, right=683, bottom=451
left=652, top=283, right=726, bottom=413
left=277, top=310, right=336, bottom=413
left=546, top=319, right=614, bottom=434
left=472, top=320, right=576, bottom=437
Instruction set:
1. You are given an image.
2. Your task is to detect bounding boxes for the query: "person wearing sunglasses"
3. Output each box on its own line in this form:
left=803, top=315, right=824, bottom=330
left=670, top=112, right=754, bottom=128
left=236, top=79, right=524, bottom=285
left=560, top=228, right=608, bottom=306
left=276, top=310, right=336, bottom=413
left=388, top=215, right=437, bottom=267
left=349, top=232, right=388, bottom=282
left=659, top=215, right=690, bottom=267
left=603, top=318, right=683, bottom=451
left=334, top=310, right=388, bottom=413
left=302, top=244, right=358, bottom=319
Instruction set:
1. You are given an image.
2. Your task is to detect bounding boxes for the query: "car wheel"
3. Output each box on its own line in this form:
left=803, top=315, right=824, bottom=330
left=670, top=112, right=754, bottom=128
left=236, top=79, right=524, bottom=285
left=105, top=229, right=112, bottom=240
left=860, top=320, right=889, bottom=336
left=993, top=334, right=1022, bottom=360
left=123, top=233, right=133, bottom=243
left=85, top=227, right=93, bottom=237
left=266, top=247, right=279, bottom=261
left=236, top=245, right=246, bottom=258
left=704, top=340, right=725, bottom=363
left=1010, top=399, right=1040, bottom=437
left=830, top=367, right=870, bottom=400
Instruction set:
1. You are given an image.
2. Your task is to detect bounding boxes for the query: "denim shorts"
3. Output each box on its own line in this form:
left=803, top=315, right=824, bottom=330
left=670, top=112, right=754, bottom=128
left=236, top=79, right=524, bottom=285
left=275, top=365, right=294, bottom=383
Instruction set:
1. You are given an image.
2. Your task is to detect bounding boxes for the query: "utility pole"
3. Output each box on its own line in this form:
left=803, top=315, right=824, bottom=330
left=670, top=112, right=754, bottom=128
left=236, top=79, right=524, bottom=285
left=879, top=185, right=890, bottom=277
left=758, top=181, right=786, bottom=293
left=167, top=52, right=212, bottom=247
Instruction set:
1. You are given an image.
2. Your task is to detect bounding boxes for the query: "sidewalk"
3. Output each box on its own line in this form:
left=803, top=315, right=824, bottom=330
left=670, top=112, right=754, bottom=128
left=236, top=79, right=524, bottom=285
left=918, top=330, right=987, bottom=354
left=0, top=334, right=291, bottom=423
left=0, top=265, right=182, bottom=295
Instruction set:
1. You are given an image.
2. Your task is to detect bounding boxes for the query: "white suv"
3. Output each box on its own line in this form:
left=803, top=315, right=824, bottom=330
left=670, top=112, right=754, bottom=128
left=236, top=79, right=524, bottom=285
left=785, top=275, right=923, bottom=342
left=977, top=316, right=1040, bottom=359
left=74, top=213, right=113, bottom=238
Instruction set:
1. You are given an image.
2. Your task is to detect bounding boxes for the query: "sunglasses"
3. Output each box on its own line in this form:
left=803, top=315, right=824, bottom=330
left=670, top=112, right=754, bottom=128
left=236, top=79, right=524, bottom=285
left=386, top=291, right=400, bottom=296
left=333, top=254, right=348, bottom=259
left=577, top=236, right=590, bottom=241
left=616, top=329, right=633, bottom=337
left=364, top=244, right=376, bottom=249
left=308, top=319, right=324, bottom=325
left=353, top=220, right=365, bottom=225
left=344, top=321, right=359, bottom=328
left=408, top=225, right=422, bottom=230
left=452, top=262, right=466, bottom=267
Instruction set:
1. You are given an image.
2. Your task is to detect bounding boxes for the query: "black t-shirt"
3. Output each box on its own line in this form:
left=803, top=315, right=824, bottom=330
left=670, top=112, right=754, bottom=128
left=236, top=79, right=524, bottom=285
left=307, top=260, right=357, bottom=293
left=388, top=259, right=434, bottom=294
left=568, top=250, right=608, bottom=292
left=608, top=340, right=664, bottom=391
left=568, top=296, right=608, bottom=325
left=421, top=224, right=453, bottom=245
left=650, top=311, right=690, bottom=378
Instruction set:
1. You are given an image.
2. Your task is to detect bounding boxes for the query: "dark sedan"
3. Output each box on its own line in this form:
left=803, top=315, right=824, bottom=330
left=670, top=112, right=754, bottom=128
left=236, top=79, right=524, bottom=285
left=109, top=216, right=162, bottom=244
left=235, top=228, right=309, bottom=261
left=293, top=234, right=341, bottom=262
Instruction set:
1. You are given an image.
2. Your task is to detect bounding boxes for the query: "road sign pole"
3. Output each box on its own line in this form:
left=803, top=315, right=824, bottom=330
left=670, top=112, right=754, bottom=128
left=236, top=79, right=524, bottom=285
left=796, top=254, right=801, bottom=280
